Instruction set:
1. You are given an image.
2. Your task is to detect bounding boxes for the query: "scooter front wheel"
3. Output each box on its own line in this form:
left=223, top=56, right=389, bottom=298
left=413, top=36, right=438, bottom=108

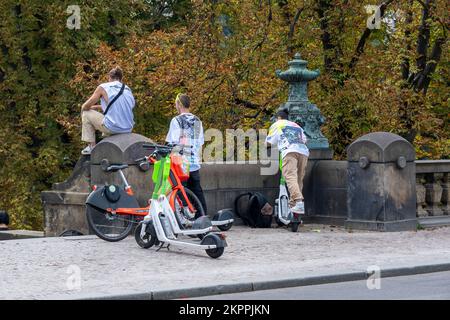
left=202, top=234, right=225, bottom=259
left=86, top=204, right=134, bottom=242
left=135, top=222, right=156, bottom=249
left=274, top=216, right=285, bottom=227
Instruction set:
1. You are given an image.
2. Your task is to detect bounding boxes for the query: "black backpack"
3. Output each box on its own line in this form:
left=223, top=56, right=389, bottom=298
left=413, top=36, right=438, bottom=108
left=234, top=192, right=273, bottom=228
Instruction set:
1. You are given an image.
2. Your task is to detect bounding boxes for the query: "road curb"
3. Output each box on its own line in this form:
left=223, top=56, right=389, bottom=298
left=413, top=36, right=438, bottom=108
left=380, top=263, right=450, bottom=278
left=153, top=283, right=254, bottom=300
left=251, top=271, right=367, bottom=292
left=82, top=262, right=450, bottom=300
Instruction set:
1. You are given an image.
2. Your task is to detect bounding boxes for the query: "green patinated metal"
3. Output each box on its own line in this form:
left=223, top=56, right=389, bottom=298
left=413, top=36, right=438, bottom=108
left=151, top=156, right=171, bottom=199
left=276, top=53, right=330, bottom=150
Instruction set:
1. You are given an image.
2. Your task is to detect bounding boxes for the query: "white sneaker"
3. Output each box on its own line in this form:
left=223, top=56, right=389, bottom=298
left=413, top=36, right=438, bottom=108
left=81, top=145, right=93, bottom=155
left=290, top=201, right=305, bottom=214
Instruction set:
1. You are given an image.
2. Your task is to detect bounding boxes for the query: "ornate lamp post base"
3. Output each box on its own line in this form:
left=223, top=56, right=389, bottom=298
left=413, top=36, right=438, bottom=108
left=276, top=53, right=333, bottom=160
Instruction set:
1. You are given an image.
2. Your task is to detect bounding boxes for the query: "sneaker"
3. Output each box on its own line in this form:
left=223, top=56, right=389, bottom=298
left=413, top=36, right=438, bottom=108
left=290, top=201, right=305, bottom=214
left=81, top=145, right=93, bottom=155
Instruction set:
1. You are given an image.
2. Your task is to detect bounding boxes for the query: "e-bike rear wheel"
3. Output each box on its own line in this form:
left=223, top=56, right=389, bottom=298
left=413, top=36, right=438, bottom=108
left=86, top=204, right=134, bottom=242
left=173, top=188, right=207, bottom=239
left=173, top=188, right=205, bottom=224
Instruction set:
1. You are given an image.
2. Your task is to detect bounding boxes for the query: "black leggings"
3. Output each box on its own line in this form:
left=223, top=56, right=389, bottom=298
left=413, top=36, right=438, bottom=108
left=183, top=169, right=208, bottom=215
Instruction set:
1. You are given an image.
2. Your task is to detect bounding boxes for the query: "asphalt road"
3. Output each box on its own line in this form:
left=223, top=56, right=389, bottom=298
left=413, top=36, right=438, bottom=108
left=3, top=226, right=450, bottom=299
left=191, top=271, right=450, bottom=300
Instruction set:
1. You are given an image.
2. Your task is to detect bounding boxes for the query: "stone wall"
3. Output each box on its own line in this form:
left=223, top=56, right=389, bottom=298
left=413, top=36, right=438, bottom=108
left=201, top=162, right=278, bottom=215
left=42, top=159, right=281, bottom=236
left=41, top=133, right=450, bottom=236
left=302, top=160, right=347, bottom=225
left=41, top=157, right=347, bottom=235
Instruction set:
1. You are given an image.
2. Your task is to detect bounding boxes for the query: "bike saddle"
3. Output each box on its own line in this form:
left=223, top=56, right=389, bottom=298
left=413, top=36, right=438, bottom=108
left=106, top=164, right=129, bottom=172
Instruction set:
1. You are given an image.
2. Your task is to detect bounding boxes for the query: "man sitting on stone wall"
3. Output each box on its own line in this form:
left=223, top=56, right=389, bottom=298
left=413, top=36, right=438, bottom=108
left=80, top=66, right=136, bottom=155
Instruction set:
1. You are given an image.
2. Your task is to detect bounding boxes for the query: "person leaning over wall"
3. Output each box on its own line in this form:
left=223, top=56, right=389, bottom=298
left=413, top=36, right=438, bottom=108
left=266, top=110, right=309, bottom=214
left=80, top=66, right=136, bottom=155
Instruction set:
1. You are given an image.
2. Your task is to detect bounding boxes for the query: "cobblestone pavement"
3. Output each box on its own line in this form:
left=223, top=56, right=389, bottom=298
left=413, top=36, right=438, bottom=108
left=1, top=225, right=450, bottom=299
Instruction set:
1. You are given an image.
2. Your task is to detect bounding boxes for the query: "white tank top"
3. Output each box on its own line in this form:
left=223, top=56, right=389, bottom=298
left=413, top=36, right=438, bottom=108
left=99, top=81, right=135, bottom=133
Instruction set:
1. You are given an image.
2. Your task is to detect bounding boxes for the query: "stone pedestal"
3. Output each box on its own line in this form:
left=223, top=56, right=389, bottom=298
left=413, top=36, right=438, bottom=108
left=90, top=133, right=153, bottom=206
left=345, top=132, right=417, bottom=231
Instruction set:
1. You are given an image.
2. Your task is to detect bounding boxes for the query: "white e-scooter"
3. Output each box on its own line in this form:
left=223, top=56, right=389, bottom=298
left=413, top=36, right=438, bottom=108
left=134, top=146, right=227, bottom=258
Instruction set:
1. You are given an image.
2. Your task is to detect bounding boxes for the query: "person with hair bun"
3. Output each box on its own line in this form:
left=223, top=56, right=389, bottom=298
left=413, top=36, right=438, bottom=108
left=80, top=66, right=135, bottom=155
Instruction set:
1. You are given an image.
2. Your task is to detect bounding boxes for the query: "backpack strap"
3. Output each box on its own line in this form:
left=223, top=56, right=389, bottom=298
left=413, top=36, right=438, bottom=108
left=247, top=193, right=261, bottom=227
left=175, top=114, right=200, bottom=129
left=175, top=115, right=183, bottom=128
left=234, top=192, right=253, bottom=226
left=104, top=83, right=125, bottom=116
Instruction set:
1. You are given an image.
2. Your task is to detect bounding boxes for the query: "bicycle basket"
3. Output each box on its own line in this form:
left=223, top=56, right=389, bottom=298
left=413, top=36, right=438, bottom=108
left=170, top=153, right=190, bottom=182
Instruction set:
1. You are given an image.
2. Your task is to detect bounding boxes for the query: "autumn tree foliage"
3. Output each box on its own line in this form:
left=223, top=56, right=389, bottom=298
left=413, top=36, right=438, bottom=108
left=0, top=0, right=448, bottom=230
left=0, top=0, right=165, bottom=229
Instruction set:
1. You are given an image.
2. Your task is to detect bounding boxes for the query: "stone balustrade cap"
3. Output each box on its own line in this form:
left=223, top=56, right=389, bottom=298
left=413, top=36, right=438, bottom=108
left=347, top=132, right=415, bottom=163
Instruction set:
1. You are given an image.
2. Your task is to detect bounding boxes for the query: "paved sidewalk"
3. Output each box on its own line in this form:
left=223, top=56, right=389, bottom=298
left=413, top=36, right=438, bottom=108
left=1, top=225, right=450, bottom=300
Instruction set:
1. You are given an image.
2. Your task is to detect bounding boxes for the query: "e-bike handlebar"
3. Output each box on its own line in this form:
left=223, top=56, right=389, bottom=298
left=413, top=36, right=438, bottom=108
left=142, top=143, right=192, bottom=156
left=142, top=143, right=192, bottom=150
left=134, top=156, right=148, bottom=163
left=134, top=143, right=190, bottom=164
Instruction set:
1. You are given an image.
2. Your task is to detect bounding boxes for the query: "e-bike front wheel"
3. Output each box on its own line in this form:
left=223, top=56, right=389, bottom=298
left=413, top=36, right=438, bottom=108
left=135, top=222, right=156, bottom=248
left=86, top=204, right=135, bottom=242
